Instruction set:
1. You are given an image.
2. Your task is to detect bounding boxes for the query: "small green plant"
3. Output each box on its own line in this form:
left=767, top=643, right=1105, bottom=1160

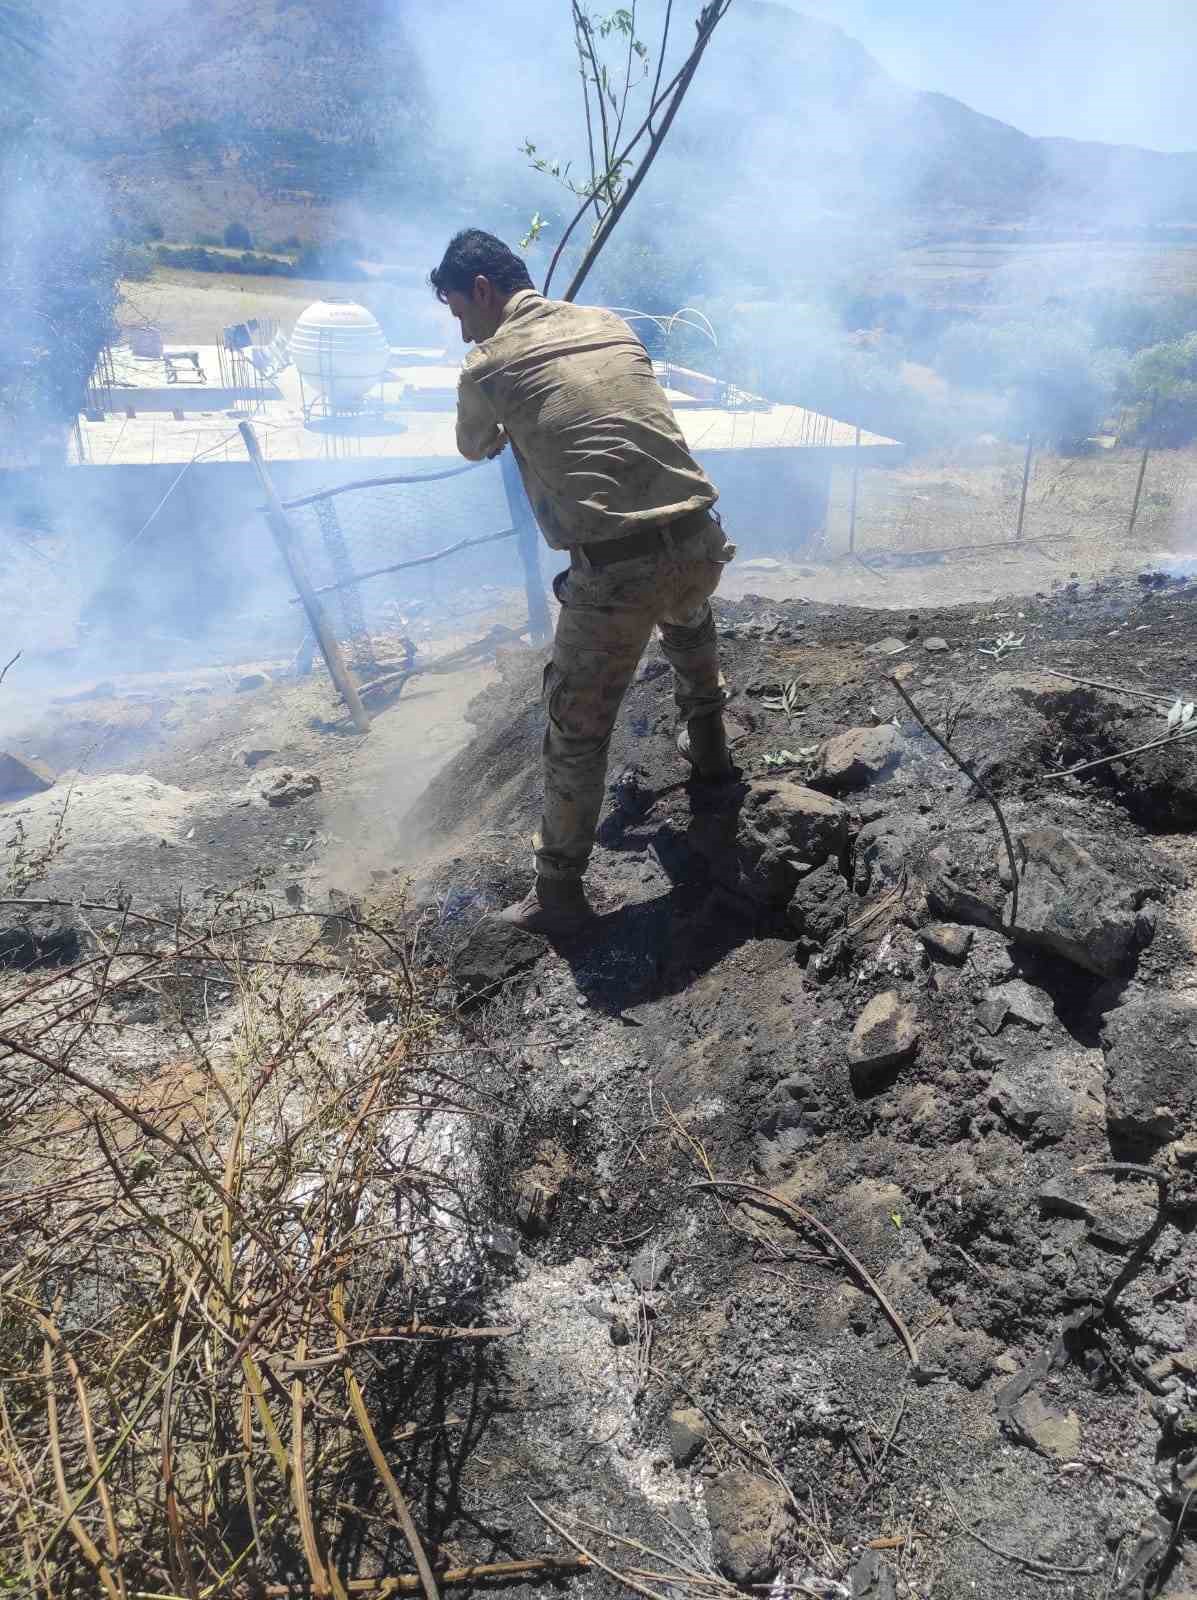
left=762, top=745, right=817, bottom=769
left=762, top=679, right=801, bottom=718
left=519, top=211, right=551, bottom=250
left=978, top=631, right=1025, bottom=661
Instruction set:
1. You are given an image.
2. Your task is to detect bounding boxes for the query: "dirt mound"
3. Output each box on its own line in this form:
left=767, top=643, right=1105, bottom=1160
left=2, top=772, right=203, bottom=855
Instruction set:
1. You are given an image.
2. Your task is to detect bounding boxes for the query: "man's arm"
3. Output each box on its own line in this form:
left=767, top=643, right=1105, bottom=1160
left=456, top=369, right=506, bottom=461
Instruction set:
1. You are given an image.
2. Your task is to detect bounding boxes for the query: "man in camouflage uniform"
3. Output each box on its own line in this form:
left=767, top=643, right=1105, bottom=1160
left=431, top=229, right=735, bottom=935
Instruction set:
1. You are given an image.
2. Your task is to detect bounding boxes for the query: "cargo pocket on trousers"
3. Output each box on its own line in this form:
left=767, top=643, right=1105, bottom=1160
left=542, top=661, right=566, bottom=728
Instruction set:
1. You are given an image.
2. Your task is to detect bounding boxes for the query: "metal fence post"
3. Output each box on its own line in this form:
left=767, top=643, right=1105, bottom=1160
left=848, top=423, right=861, bottom=555
left=500, top=448, right=552, bottom=645
left=238, top=422, right=371, bottom=733
left=1015, top=434, right=1034, bottom=542
left=1127, top=394, right=1157, bottom=542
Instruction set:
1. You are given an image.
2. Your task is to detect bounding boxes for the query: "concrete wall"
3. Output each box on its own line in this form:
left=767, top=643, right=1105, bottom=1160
left=704, top=450, right=831, bottom=554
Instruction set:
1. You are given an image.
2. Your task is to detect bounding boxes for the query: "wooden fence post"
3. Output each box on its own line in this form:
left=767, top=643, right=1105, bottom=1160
left=500, top=448, right=552, bottom=645
left=238, top=422, right=370, bottom=734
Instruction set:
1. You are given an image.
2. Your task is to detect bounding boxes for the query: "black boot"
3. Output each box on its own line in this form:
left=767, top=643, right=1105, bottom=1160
left=677, top=711, right=735, bottom=779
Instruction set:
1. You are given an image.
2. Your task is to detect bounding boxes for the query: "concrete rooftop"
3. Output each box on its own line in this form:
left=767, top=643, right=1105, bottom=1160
left=74, top=348, right=901, bottom=468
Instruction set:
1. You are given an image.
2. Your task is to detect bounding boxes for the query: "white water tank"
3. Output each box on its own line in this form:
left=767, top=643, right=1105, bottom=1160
left=289, top=299, right=390, bottom=407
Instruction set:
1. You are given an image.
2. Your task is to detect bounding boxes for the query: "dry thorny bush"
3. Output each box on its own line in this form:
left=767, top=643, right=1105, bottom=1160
left=0, top=774, right=875, bottom=1599
left=0, top=882, right=508, bottom=1598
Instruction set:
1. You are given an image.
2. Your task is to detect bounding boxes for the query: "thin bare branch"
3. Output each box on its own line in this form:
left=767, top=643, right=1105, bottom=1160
left=889, top=672, right=1021, bottom=928
left=691, top=1176, right=924, bottom=1370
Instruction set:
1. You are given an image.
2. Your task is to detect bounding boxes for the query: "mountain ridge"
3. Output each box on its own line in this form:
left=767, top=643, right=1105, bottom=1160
left=67, top=0, right=1197, bottom=246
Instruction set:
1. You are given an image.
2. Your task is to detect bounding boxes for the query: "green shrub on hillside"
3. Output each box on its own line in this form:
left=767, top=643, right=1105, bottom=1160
left=153, top=244, right=294, bottom=276
left=113, top=213, right=163, bottom=244
left=293, top=240, right=366, bottom=280
left=149, top=240, right=369, bottom=282
left=935, top=316, right=1124, bottom=448
left=120, top=246, right=154, bottom=282
left=1088, top=292, right=1197, bottom=354
left=1, top=138, right=126, bottom=422
left=1123, top=334, right=1197, bottom=444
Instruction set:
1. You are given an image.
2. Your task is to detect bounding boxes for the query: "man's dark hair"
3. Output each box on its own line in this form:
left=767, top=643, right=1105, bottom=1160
left=429, top=229, right=535, bottom=302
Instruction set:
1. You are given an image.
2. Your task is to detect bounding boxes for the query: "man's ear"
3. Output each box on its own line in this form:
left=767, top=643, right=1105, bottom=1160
left=473, top=274, right=492, bottom=305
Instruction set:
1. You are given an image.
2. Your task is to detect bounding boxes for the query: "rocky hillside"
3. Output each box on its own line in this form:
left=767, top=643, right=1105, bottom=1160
left=691, top=3, right=1197, bottom=230
left=6, top=551, right=1197, bottom=1594
left=392, top=562, right=1197, bottom=1598
left=68, top=0, right=1197, bottom=245
left=66, top=0, right=434, bottom=240
left=77, top=0, right=427, bottom=151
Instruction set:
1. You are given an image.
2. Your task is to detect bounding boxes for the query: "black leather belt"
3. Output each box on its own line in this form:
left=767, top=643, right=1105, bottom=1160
left=574, top=505, right=714, bottom=570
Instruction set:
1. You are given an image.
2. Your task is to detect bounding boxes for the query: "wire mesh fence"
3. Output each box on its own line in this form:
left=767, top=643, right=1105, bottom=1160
left=240, top=421, right=1197, bottom=696
left=823, top=438, right=1197, bottom=567
left=273, top=455, right=547, bottom=676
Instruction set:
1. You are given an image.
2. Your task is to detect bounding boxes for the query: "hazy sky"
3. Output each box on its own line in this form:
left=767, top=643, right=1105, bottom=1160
left=787, top=0, right=1197, bottom=152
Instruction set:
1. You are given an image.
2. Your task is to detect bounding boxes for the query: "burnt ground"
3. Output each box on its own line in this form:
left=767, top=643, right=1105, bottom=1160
left=394, top=567, right=1197, bottom=1599
left=7, top=566, right=1197, bottom=1596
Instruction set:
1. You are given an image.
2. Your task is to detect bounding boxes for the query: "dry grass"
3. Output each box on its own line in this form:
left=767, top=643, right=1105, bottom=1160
left=824, top=440, right=1197, bottom=562
left=116, top=270, right=380, bottom=342
left=893, top=238, right=1197, bottom=312
left=0, top=885, right=505, bottom=1596
left=116, top=269, right=438, bottom=345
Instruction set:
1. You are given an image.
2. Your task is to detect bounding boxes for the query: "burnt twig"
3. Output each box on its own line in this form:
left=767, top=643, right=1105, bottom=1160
left=889, top=673, right=1020, bottom=927
left=1153, top=1485, right=1197, bottom=1598
left=850, top=1389, right=908, bottom=1512
left=1040, top=668, right=1175, bottom=704
left=258, top=1559, right=593, bottom=1596
left=1044, top=722, right=1197, bottom=781
left=691, top=1177, right=926, bottom=1374
left=1075, top=1163, right=1171, bottom=1315
left=940, top=1479, right=1104, bottom=1578
left=529, top=1501, right=660, bottom=1600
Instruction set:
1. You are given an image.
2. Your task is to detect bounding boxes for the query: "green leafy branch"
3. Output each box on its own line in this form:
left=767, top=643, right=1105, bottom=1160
left=520, top=2, right=733, bottom=302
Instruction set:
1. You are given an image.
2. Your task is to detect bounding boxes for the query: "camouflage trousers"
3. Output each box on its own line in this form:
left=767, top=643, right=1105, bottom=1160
left=534, top=513, right=735, bottom=881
